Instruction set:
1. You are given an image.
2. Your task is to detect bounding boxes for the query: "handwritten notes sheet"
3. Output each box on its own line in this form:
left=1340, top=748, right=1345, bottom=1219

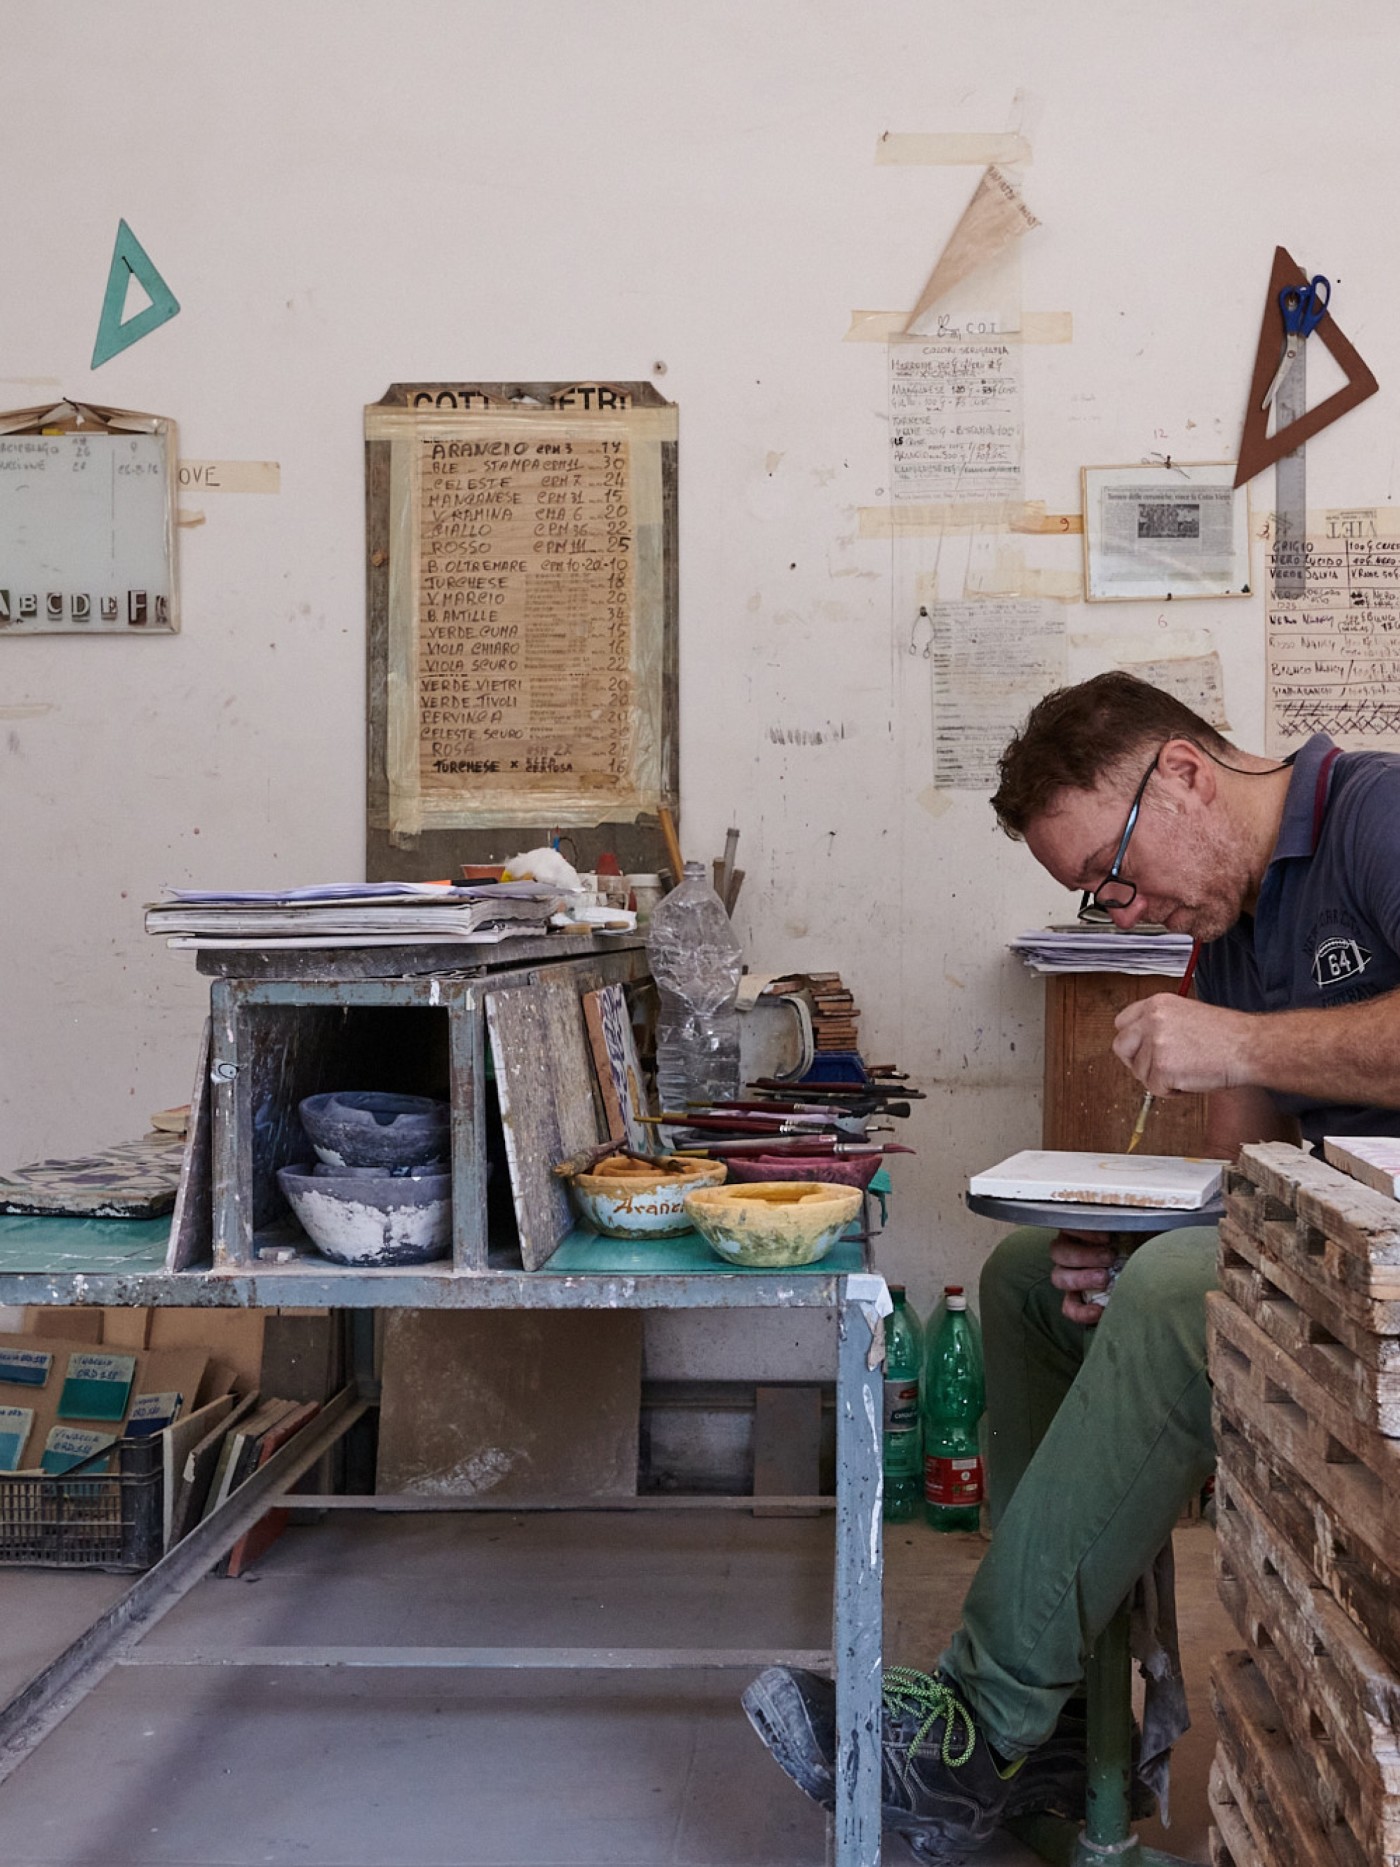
left=416, top=434, right=634, bottom=792
left=1267, top=511, right=1400, bottom=754
left=889, top=337, right=1023, bottom=503
left=369, top=392, right=675, bottom=833
left=930, top=598, right=1065, bottom=789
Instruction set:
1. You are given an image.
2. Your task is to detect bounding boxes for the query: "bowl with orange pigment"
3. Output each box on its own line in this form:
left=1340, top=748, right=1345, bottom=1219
left=568, top=1153, right=727, bottom=1239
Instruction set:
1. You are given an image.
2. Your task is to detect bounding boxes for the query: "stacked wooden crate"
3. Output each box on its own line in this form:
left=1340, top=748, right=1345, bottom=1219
left=1206, top=1141, right=1400, bottom=1866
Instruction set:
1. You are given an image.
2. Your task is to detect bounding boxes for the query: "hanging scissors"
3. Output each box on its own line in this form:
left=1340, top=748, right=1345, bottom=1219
left=1262, top=275, right=1331, bottom=412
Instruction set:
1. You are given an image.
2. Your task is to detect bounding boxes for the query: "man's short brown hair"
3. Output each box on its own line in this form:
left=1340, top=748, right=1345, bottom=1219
left=991, top=672, right=1234, bottom=839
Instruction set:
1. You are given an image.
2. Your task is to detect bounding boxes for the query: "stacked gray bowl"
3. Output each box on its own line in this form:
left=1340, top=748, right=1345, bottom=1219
left=276, top=1092, right=452, bottom=1266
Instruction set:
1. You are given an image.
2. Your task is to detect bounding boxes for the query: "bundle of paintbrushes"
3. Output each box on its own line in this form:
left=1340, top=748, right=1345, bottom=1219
left=644, top=1088, right=918, bottom=1164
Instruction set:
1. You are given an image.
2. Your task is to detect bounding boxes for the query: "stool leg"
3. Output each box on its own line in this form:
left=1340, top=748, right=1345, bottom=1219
left=1006, top=1602, right=1194, bottom=1867
left=1082, top=1603, right=1134, bottom=1852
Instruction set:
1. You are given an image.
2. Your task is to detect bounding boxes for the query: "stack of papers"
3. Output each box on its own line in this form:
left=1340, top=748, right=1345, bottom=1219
left=1008, top=927, right=1194, bottom=976
left=145, top=881, right=562, bottom=950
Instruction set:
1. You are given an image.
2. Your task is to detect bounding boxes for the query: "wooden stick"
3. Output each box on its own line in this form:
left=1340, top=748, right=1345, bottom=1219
left=657, top=806, right=684, bottom=884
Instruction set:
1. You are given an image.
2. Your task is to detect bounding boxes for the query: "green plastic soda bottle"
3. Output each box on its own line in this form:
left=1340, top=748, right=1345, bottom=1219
left=882, top=1285, right=923, bottom=1522
left=922, top=1286, right=985, bottom=1531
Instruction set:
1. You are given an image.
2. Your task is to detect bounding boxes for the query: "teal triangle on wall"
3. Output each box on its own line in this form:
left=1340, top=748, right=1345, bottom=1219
left=91, top=219, right=180, bottom=368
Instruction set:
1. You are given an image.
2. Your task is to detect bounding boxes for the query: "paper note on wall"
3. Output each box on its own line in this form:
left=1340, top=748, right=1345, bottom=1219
left=1266, top=511, right=1400, bottom=754
left=930, top=598, right=1066, bottom=790
left=889, top=337, right=1023, bottom=504
left=1118, top=653, right=1230, bottom=729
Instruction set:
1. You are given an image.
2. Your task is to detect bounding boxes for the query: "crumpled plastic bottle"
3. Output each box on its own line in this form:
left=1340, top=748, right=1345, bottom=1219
left=646, top=860, right=744, bottom=1110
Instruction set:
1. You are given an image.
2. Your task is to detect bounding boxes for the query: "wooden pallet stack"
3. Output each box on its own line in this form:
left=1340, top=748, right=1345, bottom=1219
left=1206, top=1141, right=1400, bottom=1867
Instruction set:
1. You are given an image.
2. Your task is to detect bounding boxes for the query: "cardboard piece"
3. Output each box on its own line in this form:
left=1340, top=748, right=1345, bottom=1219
left=25, top=1308, right=103, bottom=1342
left=1234, top=246, right=1379, bottom=489
left=147, top=1309, right=265, bottom=1399
left=376, top=1309, right=642, bottom=1502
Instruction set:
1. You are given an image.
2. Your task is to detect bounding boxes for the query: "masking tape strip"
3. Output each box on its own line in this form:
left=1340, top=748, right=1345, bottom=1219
left=955, top=549, right=1084, bottom=602
left=176, top=460, right=280, bottom=494
left=875, top=132, right=1032, bottom=166
left=365, top=406, right=678, bottom=443
left=845, top=309, right=1071, bottom=344
left=1011, top=509, right=1083, bottom=535
left=859, top=502, right=1083, bottom=539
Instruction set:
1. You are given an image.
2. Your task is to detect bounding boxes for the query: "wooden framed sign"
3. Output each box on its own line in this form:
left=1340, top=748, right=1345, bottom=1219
left=365, top=382, right=678, bottom=875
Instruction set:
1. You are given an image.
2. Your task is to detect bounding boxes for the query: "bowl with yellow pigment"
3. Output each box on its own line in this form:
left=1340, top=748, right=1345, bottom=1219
left=568, top=1154, right=727, bottom=1239
left=683, top=1181, right=862, bottom=1268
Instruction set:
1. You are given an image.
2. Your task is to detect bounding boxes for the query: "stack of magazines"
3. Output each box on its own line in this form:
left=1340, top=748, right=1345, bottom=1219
left=144, top=880, right=563, bottom=950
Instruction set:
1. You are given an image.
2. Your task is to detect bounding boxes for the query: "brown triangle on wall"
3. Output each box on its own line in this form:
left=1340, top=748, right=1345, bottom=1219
left=1234, top=245, right=1379, bottom=489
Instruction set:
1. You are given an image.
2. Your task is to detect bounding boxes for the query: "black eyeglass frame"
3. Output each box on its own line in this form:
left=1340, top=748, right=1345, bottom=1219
left=1076, top=748, right=1163, bottom=919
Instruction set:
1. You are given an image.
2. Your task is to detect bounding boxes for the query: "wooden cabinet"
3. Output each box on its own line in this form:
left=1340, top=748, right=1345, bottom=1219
left=1041, top=972, right=1209, bottom=1156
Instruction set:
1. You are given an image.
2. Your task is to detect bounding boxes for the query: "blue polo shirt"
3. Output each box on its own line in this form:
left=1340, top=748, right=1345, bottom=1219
left=1195, top=732, right=1400, bottom=1146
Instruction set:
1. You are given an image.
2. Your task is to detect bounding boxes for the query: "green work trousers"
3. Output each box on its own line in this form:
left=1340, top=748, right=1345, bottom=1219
left=937, top=1224, right=1219, bottom=1757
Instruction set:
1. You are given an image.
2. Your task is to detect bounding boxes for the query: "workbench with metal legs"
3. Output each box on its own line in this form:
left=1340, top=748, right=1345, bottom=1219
left=0, top=1267, right=885, bottom=1867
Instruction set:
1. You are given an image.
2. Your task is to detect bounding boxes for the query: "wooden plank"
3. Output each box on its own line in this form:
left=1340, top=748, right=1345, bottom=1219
left=1209, top=1294, right=1400, bottom=1586
left=376, top=1309, right=642, bottom=1501
left=1211, top=1651, right=1368, bottom=1867
left=752, top=1385, right=822, bottom=1519
left=487, top=977, right=604, bottom=1270
left=1215, top=1404, right=1400, bottom=1677
left=1208, top=1759, right=1266, bottom=1867
left=1216, top=1479, right=1400, bottom=1860
left=1236, top=1144, right=1400, bottom=1270
left=1220, top=1217, right=1400, bottom=1435
left=1041, top=971, right=1208, bottom=1154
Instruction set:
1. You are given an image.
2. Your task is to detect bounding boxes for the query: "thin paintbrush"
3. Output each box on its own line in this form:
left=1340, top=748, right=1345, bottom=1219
left=1125, top=942, right=1200, bottom=1153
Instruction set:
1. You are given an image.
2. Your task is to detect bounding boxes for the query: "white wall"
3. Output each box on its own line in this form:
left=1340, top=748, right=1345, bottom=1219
left=3, top=0, right=1396, bottom=1329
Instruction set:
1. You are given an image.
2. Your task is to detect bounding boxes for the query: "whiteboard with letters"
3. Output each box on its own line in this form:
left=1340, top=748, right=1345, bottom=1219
left=0, top=423, right=177, bottom=634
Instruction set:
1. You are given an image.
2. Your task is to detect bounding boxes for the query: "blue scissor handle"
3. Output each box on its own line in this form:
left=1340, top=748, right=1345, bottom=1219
left=1279, top=275, right=1331, bottom=337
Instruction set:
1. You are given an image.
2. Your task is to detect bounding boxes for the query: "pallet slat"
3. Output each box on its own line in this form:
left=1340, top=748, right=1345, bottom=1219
left=1211, top=1651, right=1370, bottom=1867
left=1220, top=1216, right=1400, bottom=1435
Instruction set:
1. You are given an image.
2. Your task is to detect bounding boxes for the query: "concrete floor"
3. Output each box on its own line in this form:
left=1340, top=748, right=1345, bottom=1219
left=0, top=1512, right=1234, bottom=1867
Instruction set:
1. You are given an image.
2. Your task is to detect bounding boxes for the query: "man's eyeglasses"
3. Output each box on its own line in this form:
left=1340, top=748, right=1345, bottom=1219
left=1076, top=749, right=1162, bottom=920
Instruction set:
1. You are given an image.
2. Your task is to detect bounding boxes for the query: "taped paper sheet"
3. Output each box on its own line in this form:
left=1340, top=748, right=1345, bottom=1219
left=929, top=598, right=1066, bottom=790
left=906, top=167, right=1040, bottom=334
left=1266, top=510, right=1400, bottom=754
left=846, top=310, right=1070, bottom=345
left=1118, top=653, right=1230, bottom=729
left=889, top=337, right=1023, bottom=503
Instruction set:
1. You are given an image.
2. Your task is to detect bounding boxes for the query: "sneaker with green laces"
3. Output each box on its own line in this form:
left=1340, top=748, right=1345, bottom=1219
left=743, top=1664, right=1025, bottom=1854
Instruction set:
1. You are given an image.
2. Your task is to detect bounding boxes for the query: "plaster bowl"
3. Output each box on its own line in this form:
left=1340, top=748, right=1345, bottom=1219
left=723, top=1153, right=883, bottom=1192
left=568, top=1155, right=727, bottom=1239
left=276, top=1163, right=452, bottom=1266
left=682, top=1181, right=862, bottom=1268
left=299, top=1092, right=450, bottom=1170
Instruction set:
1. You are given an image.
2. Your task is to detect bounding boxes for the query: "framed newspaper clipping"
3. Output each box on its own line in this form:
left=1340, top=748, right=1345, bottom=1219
left=365, top=382, right=678, bottom=879
left=1081, top=463, right=1250, bottom=602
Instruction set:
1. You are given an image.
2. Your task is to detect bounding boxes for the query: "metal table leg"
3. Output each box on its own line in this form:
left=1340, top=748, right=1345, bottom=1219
left=834, top=1292, right=883, bottom=1866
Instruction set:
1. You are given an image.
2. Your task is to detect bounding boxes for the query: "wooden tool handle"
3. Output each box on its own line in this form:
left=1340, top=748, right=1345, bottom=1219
left=657, top=806, right=684, bottom=885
